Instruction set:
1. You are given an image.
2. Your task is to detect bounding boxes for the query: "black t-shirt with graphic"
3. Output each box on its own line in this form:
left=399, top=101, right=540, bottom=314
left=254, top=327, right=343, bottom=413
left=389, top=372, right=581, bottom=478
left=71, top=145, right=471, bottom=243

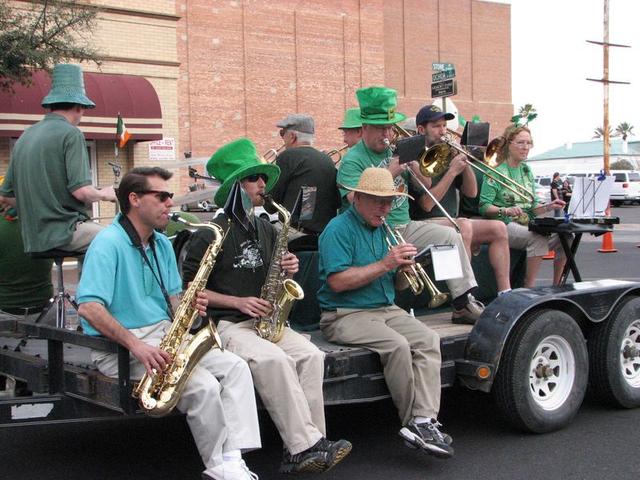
left=182, top=213, right=276, bottom=323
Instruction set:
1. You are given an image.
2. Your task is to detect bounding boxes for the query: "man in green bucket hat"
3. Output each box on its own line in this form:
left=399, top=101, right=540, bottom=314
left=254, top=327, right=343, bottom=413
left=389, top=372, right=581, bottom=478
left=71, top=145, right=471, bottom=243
left=0, top=64, right=116, bottom=254
left=337, top=86, right=485, bottom=324
left=338, top=107, right=363, bottom=148
left=183, top=138, right=352, bottom=475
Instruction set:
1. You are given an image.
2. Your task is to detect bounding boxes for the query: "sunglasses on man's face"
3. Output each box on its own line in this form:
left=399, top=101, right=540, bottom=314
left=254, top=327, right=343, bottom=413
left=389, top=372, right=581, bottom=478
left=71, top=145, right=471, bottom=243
left=137, top=190, right=174, bottom=202
left=243, top=173, right=269, bottom=183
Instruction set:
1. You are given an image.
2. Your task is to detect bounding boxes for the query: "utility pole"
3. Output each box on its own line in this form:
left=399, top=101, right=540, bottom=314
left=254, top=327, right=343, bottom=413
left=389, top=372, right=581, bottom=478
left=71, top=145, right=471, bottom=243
left=586, top=0, right=630, bottom=253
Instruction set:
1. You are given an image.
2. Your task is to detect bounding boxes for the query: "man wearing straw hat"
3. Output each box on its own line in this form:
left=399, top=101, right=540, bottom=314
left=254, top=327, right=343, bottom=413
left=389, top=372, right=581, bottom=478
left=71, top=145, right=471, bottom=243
left=0, top=64, right=116, bottom=254
left=182, top=138, right=351, bottom=475
left=318, top=167, right=453, bottom=459
left=337, top=86, right=484, bottom=324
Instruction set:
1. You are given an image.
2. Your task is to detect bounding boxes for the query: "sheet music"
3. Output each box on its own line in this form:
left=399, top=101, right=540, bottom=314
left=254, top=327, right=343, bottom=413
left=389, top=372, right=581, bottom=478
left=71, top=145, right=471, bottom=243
left=568, top=176, right=614, bottom=218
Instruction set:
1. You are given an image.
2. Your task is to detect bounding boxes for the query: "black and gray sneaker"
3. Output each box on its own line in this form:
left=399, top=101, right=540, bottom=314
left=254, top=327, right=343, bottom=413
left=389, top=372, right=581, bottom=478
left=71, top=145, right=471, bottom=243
left=279, top=437, right=352, bottom=474
left=399, top=419, right=454, bottom=459
left=315, top=437, right=352, bottom=471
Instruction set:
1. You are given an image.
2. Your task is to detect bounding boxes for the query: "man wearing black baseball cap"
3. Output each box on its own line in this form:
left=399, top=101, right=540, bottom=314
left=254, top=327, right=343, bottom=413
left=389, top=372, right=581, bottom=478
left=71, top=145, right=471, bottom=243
left=409, top=105, right=512, bottom=302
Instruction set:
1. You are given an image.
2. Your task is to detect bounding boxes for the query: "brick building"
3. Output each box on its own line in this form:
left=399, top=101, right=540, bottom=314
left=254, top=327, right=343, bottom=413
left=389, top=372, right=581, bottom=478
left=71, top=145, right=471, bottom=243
left=1, top=0, right=512, bottom=216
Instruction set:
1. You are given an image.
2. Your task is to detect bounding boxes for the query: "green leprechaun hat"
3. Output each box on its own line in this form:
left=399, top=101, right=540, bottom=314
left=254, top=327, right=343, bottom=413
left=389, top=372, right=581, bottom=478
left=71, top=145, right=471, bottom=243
left=356, top=87, right=406, bottom=125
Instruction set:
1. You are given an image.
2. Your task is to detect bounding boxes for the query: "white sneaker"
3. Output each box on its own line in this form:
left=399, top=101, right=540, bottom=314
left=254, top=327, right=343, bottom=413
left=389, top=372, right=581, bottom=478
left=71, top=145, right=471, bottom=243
left=202, top=460, right=258, bottom=480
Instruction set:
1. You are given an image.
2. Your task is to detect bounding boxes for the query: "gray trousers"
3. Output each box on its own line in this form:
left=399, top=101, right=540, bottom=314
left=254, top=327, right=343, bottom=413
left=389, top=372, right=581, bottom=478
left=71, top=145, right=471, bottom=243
left=218, top=319, right=326, bottom=455
left=91, top=320, right=261, bottom=470
left=400, top=220, right=477, bottom=300
left=320, top=305, right=441, bottom=425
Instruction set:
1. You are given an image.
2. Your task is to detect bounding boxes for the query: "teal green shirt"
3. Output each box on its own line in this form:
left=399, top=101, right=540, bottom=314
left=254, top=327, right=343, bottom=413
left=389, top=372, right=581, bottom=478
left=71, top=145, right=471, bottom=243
left=0, top=113, right=92, bottom=252
left=77, top=215, right=182, bottom=336
left=337, top=140, right=410, bottom=228
left=478, top=161, right=537, bottom=224
left=0, top=216, right=53, bottom=311
left=318, top=206, right=395, bottom=310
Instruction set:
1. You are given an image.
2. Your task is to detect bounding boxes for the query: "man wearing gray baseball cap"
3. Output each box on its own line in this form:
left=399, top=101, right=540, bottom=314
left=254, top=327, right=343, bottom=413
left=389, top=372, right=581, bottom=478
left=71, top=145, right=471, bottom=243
left=269, top=114, right=340, bottom=244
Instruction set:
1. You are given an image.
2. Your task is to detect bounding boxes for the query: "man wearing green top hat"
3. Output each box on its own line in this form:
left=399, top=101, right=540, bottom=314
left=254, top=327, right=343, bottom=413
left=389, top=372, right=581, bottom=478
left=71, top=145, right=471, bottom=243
left=182, top=138, right=351, bottom=475
left=338, top=107, right=363, bottom=148
left=337, top=86, right=484, bottom=324
left=0, top=64, right=116, bottom=254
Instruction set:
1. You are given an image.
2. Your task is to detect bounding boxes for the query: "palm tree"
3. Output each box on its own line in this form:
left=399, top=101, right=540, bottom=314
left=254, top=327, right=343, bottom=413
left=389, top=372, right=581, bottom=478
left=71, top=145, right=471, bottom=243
left=615, top=122, right=634, bottom=141
left=592, top=126, right=617, bottom=139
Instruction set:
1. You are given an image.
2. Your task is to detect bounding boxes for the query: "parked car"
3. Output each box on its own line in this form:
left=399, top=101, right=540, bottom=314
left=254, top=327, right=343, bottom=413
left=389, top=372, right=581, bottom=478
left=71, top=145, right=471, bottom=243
left=534, top=176, right=551, bottom=204
left=610, top=170, right=640, bottom=206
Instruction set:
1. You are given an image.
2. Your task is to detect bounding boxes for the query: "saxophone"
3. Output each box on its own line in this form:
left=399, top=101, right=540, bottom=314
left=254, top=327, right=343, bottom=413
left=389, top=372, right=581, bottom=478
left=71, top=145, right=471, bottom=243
left=254, top=195, right=305, bottom=343
left=132, top=214, right=227, bottom=417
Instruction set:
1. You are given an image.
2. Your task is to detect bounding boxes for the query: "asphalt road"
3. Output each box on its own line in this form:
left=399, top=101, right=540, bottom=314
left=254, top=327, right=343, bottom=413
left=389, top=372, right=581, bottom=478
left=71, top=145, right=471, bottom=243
left=1, top=206, right=639, bottom=480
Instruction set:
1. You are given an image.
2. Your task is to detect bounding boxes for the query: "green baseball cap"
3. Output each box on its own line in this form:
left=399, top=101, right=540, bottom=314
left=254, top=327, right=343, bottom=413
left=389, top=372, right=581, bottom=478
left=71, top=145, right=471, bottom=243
left=339, top=108, right=362, bottom=129
left=207, top=138, right=280, bottom=206
left=356, top=87, right=406, bottom=125
left=41, top=64, right=95, bottom=109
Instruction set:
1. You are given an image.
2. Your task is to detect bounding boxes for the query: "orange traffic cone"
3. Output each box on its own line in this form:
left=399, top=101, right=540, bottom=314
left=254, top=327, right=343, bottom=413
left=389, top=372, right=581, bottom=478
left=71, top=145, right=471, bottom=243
left=598, top=232, right=618, bottom=253
left=542, top=250, right=555, bottom=260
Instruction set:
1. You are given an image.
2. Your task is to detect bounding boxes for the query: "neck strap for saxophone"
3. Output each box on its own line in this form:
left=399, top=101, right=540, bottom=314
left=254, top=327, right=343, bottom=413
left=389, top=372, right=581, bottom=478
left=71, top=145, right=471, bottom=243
left=119, top=214, right=175, bottom=320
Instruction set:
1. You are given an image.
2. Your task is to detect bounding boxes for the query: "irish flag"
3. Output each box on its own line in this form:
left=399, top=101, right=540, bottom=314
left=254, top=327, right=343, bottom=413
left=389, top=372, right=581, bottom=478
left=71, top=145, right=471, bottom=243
left=116, top=113, right=132, bottom=148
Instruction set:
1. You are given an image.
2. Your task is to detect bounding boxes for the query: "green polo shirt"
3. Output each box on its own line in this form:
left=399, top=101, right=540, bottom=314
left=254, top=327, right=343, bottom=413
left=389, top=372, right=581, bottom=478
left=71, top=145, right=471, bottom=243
left=337, top=140, right=410, bottom=228
left=0, top=215, right=53, bottom=312
left=0, top=113, right=92, bottom=252
left=478, top=161, right=537, bottom=224
left=318, top=206, right=395, bottom=310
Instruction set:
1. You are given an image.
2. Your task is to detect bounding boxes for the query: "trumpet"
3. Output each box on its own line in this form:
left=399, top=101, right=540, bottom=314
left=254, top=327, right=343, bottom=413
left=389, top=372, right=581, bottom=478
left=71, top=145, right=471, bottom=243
left=262, top=145, right=285, bottom=163
left=382, top=220, right=449, bottom=308
left=419, top=135, right=535, bottom=204
left=324, top=144, right=349, bottom=165
left=383, top=136, right=461, bottom=233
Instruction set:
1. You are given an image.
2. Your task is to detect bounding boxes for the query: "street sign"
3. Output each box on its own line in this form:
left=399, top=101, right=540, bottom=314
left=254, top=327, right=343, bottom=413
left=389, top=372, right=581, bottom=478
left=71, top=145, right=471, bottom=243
left=431, top=79, right=457, bottom=98
left=432, top=62, right=455, bottom=72
left=432, top=69, right=456, bottom=82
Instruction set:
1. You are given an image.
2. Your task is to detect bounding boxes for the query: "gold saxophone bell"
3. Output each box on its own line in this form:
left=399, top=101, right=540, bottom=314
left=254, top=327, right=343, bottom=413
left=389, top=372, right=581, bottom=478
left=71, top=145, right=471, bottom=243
left=382, top=221, right=449, bottom=308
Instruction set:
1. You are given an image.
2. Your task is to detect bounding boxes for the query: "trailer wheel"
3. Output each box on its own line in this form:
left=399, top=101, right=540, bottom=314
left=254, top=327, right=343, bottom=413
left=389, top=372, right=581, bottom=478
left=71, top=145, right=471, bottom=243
left=494, top=309, right=588, bottom=433
left=588, top=296, right=640, bottom=408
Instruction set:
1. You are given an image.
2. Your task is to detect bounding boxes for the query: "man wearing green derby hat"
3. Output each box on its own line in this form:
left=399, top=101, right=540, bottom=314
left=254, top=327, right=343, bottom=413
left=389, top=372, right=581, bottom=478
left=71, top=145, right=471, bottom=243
left=0, top=64, right=116, bottom=254
left=338, top=107, right=363, bottom=148
left=182, top=138, right=351, bottom=476
left=337, top=86, right=485, bottom=325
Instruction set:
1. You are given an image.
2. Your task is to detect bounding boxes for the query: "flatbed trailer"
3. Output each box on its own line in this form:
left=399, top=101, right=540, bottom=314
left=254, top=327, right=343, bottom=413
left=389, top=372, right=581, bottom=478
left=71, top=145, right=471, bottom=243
left=2, top=278, right=639, bottom=434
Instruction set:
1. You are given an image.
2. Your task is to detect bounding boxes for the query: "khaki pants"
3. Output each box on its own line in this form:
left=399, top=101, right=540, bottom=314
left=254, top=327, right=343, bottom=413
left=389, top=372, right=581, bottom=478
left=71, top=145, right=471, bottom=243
left=218, top=319, right=325, bottom=455
left=92, top=321, right=261, bottom=469
left=320, top=305, right=441, bottom=425
left=507, top=222, right=564, bottom=258
left=400, top=220, right=477, bottom=299
left=60, top=220, right=105, bottom=252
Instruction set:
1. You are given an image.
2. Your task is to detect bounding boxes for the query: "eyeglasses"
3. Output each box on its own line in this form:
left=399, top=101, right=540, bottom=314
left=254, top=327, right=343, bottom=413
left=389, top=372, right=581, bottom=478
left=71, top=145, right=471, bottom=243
left=243, top=173, right=269, bottom=183
left=137, top=190, right=174, bottom=201
left=511, top=141, right=534, bottom=148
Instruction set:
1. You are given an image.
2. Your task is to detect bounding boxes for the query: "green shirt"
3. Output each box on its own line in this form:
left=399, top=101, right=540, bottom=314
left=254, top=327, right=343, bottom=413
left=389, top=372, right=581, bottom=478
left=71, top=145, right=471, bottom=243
left=478, top=161, right=537, bottom=224
left=0, top=113, right=92, bottom=253
left=337, top=140, right=410, bottom=228
left=0, top=216, right=53, bottom=312
left=318, top=206, right=395, bottom=310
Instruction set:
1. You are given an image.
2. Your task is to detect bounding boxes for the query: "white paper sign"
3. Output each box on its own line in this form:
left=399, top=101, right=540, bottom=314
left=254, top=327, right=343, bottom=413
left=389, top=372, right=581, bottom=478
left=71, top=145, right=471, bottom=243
left=149, top=138, right=176, bottom=162
left=568, top=176, right=614, bottom=218
left=431, top=245, right=463, bottom=281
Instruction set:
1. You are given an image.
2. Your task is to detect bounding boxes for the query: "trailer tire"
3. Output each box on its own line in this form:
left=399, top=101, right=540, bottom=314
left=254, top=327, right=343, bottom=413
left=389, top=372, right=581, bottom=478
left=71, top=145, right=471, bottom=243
left=493, top=309, right=588, bottom=433
left=588, top=296, right=640, bottom=408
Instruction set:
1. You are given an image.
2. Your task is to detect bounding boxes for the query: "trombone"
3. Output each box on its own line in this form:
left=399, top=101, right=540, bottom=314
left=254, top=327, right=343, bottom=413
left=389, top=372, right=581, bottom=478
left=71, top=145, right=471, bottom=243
left=383, top=136, right=461, bottom=233
left=262, top=145, right=285, bottom=163
left=382, top=220, right=449, bottom=308
left=421, top=135, right=535, bottom=204
left=324, top=144, right=349, bottom=165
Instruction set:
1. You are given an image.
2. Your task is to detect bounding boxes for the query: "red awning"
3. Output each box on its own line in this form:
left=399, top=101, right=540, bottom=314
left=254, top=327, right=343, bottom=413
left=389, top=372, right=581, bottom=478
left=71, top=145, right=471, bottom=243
left=0, top=70, right=163, bottom=141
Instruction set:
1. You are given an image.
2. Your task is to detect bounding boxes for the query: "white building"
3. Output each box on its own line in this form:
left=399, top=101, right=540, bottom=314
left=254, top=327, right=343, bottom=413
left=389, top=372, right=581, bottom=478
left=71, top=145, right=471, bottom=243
left=527, top=139, right=640, bottom=176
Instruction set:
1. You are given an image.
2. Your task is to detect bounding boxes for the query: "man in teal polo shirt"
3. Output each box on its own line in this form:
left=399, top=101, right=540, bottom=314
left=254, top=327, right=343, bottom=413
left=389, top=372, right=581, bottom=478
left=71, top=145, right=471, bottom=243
left=319, top=167, right=453, bottom=459
left=337, top=86, right=484, bottom=324
left=0, top=64, right=115, bottom=254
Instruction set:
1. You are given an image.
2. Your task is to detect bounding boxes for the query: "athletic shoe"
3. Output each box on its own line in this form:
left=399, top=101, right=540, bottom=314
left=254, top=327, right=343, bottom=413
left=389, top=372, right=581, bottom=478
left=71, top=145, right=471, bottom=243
left=399, top=420, right=454, bottom=459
